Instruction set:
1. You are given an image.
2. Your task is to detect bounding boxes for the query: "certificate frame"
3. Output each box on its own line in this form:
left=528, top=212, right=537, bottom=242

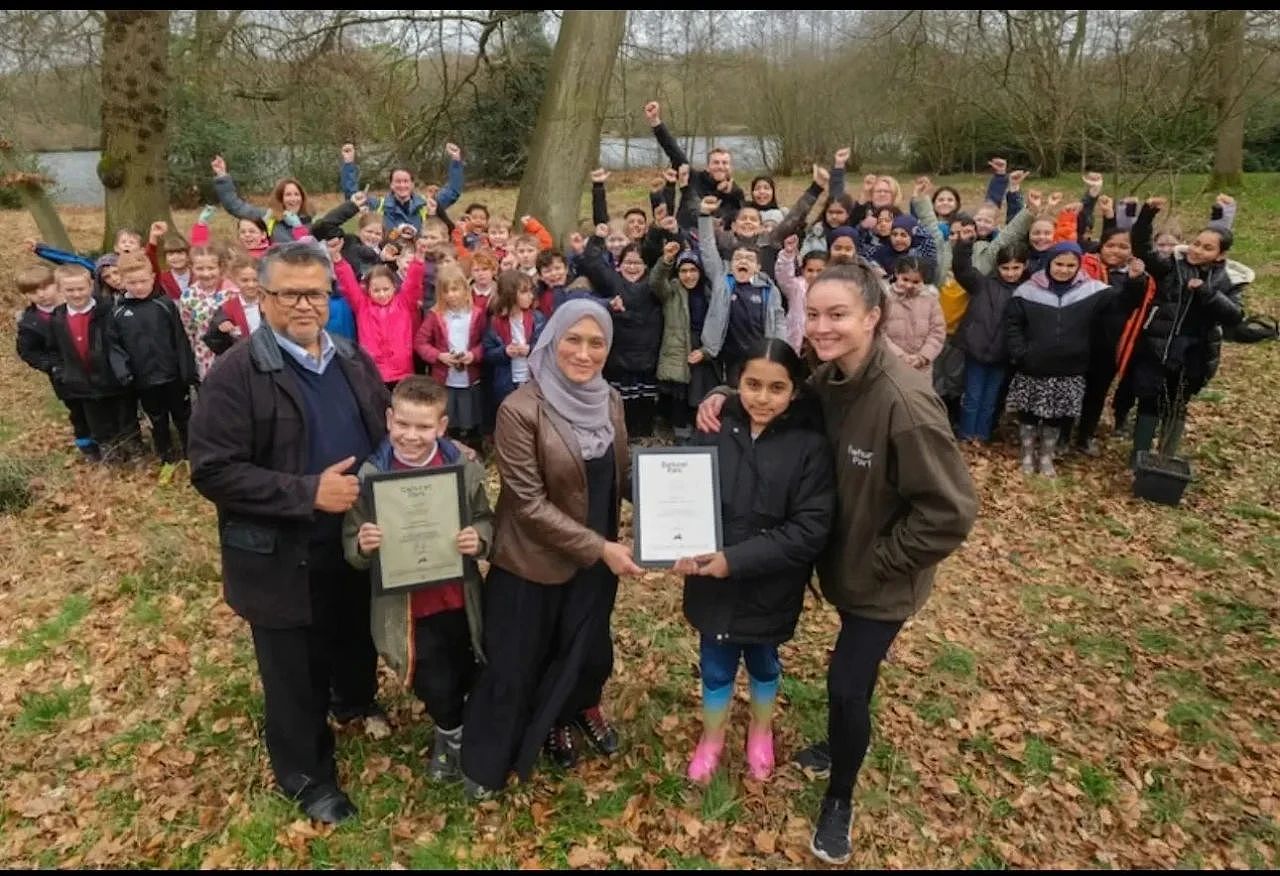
left=630, top=446, right=723, bottom=568
left=366, top=464, right=467, bottom=595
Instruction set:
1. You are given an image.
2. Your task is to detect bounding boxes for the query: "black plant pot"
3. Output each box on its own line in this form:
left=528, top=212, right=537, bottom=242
left=1133, top=451, right=1192, bottom=507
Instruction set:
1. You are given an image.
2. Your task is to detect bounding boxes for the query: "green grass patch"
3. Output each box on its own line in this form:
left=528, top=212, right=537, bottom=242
left=14, top=683, right=90, bottom=734
left=1137, top=627, right=1180, bottom=655
left=1166, top=698, right=1225, bottom=747
left=1021, top=736, right=1056, bottom=782
left=699, top=770, right=741, bottom=822
left=915, top=692, right=957, bottom=727
left=1156, top=669, right=1209, bottom=696
left=3, top=593, right=91, bottom=665
left=1091, top=554, right=1145, bottom=579
left=1142, top=767, right=1186, bottom=826
left=780, top=675, right=828, bottom=742
left=1195, top=592, right=1271, bottom=633
left=1242, top=661, right=1280, bottom=688
left=130, top=594, right=164, bottom=627
left=1228, top=503, right=1280, bottom=522
left=931, top=642, right=978, bottom=680
left=1077, top=762, right=1115, bottom=807
left=963, top=732, right=997, bottom=757
left=1173, top=541, right=1225, bottom=571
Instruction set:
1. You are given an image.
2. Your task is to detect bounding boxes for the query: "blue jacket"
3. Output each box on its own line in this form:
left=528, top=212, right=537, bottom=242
left=340, top=160, right=464, bottom=232
left=482, top=310, right=547, bottom=404
left=326, top=291, right=357, bottom=343
left=34, top=243, right=96, bottom=273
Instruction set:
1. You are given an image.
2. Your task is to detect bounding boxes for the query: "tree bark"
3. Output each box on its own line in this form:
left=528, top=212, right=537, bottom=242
left=1208, top=10, right=1246, bottom=190
left=515, top=10, right=626, bottom=248
left=98, top=11, right=173, bottom=252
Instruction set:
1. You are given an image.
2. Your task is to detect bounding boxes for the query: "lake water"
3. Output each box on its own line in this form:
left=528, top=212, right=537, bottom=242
left=35, top=135, right=778, bottom=206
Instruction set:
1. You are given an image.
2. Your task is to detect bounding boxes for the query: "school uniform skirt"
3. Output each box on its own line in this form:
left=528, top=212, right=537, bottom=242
left=1005, top=373, right=1086, bottom=420
left=447, top=384, right=485, bottom=431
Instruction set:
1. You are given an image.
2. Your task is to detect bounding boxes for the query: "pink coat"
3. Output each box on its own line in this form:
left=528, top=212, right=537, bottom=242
left=414, top=304, right=488, bottom=385
left=883, top=283, right=946, bottom=369
left=774, top=249, right=808, bottom=354
left=334, top=258, right=425, bottom=382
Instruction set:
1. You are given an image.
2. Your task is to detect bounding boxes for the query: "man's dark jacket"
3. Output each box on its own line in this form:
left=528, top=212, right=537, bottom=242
left=188, top=325, right=389, bottom=628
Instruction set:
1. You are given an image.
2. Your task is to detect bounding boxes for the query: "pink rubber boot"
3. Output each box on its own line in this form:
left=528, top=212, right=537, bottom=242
left=746, top=727, right=774, bottom=781
left=687, top=738, right=724, bottom=785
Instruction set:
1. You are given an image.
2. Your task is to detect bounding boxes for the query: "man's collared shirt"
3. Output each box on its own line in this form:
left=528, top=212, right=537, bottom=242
left=273, top=329, right=336, bottom=375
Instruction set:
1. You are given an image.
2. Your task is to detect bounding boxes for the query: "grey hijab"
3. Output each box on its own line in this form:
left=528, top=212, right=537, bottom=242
left=528, top=299, right=615, bottom=460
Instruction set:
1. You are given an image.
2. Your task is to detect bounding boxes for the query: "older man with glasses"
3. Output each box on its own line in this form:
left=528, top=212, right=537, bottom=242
left=188, top=242, right=391, bottom=824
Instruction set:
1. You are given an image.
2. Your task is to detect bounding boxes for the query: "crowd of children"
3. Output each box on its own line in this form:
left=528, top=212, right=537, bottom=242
left=10, top=101, right=1257, bottom=861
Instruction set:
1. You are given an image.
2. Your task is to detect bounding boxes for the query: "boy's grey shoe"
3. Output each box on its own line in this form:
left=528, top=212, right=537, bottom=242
left=810, top=795, right=853, bottom=865
left=462, top=773, right=499, bottom=803
left=426, top=725, right=463, bottom=782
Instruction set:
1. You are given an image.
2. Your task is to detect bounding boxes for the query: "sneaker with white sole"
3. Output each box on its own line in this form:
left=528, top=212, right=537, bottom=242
left=792, top=740, right=832, bottom=779
left=810, top=795, right=853, bottom=865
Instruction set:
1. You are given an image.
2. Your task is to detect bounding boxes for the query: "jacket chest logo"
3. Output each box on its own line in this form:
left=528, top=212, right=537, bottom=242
left=847, top=445, right=874, bottom=468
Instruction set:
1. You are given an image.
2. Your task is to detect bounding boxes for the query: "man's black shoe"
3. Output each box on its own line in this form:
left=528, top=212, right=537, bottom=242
left=299, top=785, right=357, bottom=825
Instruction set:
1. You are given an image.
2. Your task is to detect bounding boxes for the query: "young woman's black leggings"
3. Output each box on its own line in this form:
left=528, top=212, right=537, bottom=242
left=826, top=612, right=904, bottom=802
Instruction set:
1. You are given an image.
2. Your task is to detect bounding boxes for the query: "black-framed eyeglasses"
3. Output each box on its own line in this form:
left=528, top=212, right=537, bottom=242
left=263, top=289, right=329, bottom=307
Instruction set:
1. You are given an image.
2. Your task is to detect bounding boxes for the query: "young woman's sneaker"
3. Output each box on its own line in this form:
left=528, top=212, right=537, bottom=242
left=791, top=740, right=831, bottom=778
left=810, top=795, right=853, bottom=864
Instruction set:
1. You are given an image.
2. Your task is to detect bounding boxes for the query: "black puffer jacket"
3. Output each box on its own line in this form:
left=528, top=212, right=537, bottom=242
left=682, top=396, right=834, bottom=645
left=951, top=240, right=1022, bottom=365
left=577, top=240, right=663, bottom=376
left=1005, top=271, right=1145, bottom=377
left=1132, top=205, right=1244, bottom=383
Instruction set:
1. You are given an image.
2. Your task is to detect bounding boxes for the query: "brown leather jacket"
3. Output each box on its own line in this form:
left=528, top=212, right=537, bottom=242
left=491, top=378, right=630, bottom=585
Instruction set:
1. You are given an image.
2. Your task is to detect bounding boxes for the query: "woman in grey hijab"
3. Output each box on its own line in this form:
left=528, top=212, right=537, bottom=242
left=461, top=300, right=644, bottom=801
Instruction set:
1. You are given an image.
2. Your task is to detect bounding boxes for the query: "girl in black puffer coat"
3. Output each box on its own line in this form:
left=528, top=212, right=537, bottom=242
left=577, top=237, right=664, bottom=438
left=1129, top=200, right=1245, bottom=463
left=676, top=338, right=834, bottom=786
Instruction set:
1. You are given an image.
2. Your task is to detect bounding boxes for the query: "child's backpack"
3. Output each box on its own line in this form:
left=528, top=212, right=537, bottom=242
left=1223, top=315, right=1279, bottom=344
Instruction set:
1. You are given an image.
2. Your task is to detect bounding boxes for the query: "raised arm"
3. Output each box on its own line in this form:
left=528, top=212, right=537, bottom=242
left=437, top=143, right=465, bottom=211
left=590, top=168, right=610, bottom=227
left=576, top=232, right=624, bottom=300
left=339, top=143, right=359, bottom=199
left=1131, top=200, right=1173, bottom=281
left=645, top=100, right=689, bottom=170
left=211, top=155, right=270, bottom=223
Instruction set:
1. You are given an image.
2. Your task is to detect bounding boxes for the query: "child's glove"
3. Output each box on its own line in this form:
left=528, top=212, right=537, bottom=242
left=282, top=211, right=302, bottom=228
left=197, top=205, right=217, bottom=225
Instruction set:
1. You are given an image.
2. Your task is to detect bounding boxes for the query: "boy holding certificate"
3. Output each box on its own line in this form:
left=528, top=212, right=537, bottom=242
left=342, top=376, right=494, bottom=782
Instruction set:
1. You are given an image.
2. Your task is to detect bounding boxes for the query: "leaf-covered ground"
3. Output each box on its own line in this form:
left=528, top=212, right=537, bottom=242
left=1, top=174, right=1277, bottom=868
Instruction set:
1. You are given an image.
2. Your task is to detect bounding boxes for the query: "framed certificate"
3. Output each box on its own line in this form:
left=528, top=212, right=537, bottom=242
left=630, top=446, right=723, bottom=567
left=366, top=465, right=466, bottom=594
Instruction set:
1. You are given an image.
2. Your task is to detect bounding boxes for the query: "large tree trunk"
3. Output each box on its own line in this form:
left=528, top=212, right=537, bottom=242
left=515, top=11, right=626, bottom=248
left=98, top=11, right=173, bottom=252
left=1208, top=10, right=1246, bottom=191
